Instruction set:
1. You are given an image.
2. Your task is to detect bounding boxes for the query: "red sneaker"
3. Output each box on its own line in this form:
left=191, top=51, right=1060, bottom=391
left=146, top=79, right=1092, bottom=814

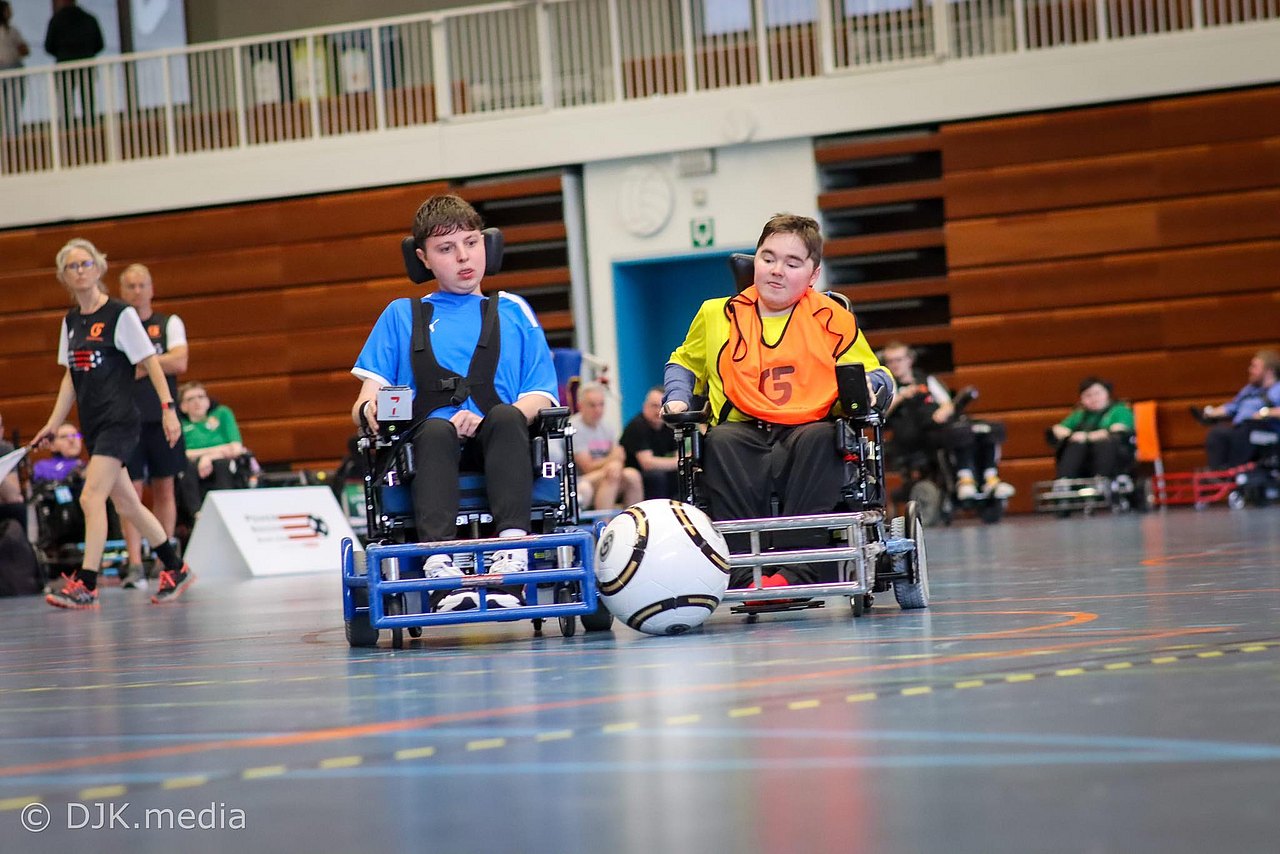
left=151, top=565, right=196, bottom=604
left=46, top=576, right=100, bottom=610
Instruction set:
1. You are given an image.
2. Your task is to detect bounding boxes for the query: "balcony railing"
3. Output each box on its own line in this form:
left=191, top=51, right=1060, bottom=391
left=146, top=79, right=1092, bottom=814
left=0, top=0, right=1274, bottom=177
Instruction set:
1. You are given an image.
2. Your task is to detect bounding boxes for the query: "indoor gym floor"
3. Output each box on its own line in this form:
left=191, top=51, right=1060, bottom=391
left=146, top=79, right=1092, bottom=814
left=2, top=507, right=1279, bottom=854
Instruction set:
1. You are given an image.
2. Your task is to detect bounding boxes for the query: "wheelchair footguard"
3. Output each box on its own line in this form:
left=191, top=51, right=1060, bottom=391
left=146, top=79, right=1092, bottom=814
left=1033, top=475, right=1141, bottom=515
left=715, top=503, right=929, bottom=618
left=341, top=529, right=612, bottom=648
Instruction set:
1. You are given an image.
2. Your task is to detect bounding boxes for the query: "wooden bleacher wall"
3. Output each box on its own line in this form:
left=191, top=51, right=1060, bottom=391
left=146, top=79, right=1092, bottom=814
left=942, top=86, right=1280, bottom=511
left=0, top=172, right=573, bottom=474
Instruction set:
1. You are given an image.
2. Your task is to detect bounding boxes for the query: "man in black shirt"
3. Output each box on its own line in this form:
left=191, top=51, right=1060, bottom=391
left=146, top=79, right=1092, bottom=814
left=619, top=386, right=679, bottom=499
left=118, top=264, right=188, bottom=590
left=44, top=0, right=103, bottom=128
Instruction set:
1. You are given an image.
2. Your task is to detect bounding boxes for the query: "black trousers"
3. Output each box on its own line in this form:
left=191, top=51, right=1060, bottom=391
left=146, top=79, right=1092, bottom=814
left=411, top=404, right=531, bottom=541
left=1205, top=423, right=1257, bottom=469
left=1056, top=436, right=1128, bottom=479
left=702, top=421, right=842, bottom=587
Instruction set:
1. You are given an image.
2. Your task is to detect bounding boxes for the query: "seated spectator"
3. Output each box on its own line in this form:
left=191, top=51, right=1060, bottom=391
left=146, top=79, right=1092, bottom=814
left=31, top=422, right=85, bottom=482
left=620, top=386, right=680, bottom=500
left=1200, top=349, right=1280, bottom=469
left=881, top=341, right=1013, bottom=501
left=178, top=381, right=248, bottom=491
left=569, top=382, right=641, bottom=511
left=0, top=411, right=25, bottom=534
left=1050, top=377, right=1134, bottom=480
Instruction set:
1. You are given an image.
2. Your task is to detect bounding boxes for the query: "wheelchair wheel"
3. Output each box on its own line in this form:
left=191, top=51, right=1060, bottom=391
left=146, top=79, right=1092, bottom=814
left=581, top=598, right=615, bottom=633
left=850, top=593, right=866, bottom=618
left=977, top=500, right=1004, bottom=525
left=345, top=594, right=380, bottom=649
left=387, top=595, right=405, bottom=649
left=908, top=480, right=944, bottom=528
left=556, top=585, right=577, bottom=637
left=892, top=501, right=930, bottom=610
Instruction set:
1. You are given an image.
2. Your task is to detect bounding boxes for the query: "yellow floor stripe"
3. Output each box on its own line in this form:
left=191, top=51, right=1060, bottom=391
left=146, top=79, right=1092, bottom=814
left=0, top=797, right=40, bottom=811
left=162, top=775, right=209, bottom=790
left=242, top=765, right=287, bottom=780
left=1196, top=651, right=1224, bottom=659
left=319, top=756, right=362, bottom=769
left=395, top=747, right=437, bottom=761
left=602, top=722, right=638, bottom=734
left=901, top=686, right=933, bottom=697
left=466, top=738, right=507, bottom=751
left=535, top=730, right=574, bottom=742
left=1240, top=645, right=1267, bottom=653
left=665, top=715, right=701, bottom=726
left=1055, top=668, right=1086, bottom=676
left=729, top=706, right=762, bottom=718
left=954, top=680, right=985, bottom=689
left=788, top=699, right=820, bottom=710
left=171, top=681, right=214, bottom=687
left=80, top=785, right=126, bottom=799
left=1150, top=656, right=1179, bottom=664
left=1104, top=662, right=1133, bottom=671
left=1005, top=674, right=1036, bottom=683
left=845, top=692, right=877, bottom=703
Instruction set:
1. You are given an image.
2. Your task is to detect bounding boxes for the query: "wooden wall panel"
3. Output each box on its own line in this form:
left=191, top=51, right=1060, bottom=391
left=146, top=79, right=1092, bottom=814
left=947, top=188, right=1280, bottom=268
left=945, top=137, right=1280, bottom=219
left=941, top=87, right=1280, bottom=170
left=950, top=241, right=1280, bottom=316
left=952, top=292, right=1280, bottom=365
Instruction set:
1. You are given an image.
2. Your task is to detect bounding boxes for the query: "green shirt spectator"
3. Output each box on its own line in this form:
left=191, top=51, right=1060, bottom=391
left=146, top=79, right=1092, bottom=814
left=182, top=403, right=241, bottom=450
left=178, top=382, right=246, bottom=481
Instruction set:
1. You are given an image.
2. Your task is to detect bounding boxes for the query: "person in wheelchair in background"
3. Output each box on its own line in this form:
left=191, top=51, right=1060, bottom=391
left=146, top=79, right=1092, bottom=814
left=1195, top=349, right=1280, bottom=470
left=662, top=213, right=894, bottom=592
left=350, top=194, right=560, bottom=612
left=1049, top=376, right=1135, bottom=486
left=178, top=381, right=255, bottom=502
left=881, top=341, right=1013, bottom=523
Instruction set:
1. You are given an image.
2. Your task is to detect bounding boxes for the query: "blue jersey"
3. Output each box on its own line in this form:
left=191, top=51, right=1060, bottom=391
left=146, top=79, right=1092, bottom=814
left=353, top=291, right=559, bottom=420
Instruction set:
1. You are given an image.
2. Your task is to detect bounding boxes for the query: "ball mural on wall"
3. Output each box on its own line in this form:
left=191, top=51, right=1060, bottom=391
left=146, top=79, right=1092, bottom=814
left=617, top=164, right=675, bottom=238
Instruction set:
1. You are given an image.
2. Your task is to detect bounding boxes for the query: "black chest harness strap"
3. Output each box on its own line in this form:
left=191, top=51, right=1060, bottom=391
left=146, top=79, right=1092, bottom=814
left=410, top=296, right=503, bottom=417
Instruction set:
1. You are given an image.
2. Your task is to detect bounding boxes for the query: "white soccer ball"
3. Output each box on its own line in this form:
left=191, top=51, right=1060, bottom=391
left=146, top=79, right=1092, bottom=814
left=594, top=499, right=731, bottom=635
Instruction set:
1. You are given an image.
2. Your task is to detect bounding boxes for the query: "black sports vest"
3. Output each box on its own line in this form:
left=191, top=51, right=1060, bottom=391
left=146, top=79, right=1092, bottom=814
left=64, top=298, right=141, bottom=433
left=409, top=296, right=503, bottom=418
left=886, top=370, right=939, bottom=428
left=133, top=310, right=180, bottom=422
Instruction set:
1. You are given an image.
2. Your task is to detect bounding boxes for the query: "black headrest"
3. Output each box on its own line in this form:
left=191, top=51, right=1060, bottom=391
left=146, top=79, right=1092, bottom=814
left=728, top=253, right=755, bottom=292
left=401, top=228, right=505, bottom=284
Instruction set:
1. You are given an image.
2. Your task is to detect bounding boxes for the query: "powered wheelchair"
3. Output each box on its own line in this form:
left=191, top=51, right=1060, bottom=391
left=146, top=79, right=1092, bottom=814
left=661, top=254, right=930, bottom=620
left=30, top=475, right=132, bottom=581
left=1190, top=407, right=1280, bottom=508
left=340, top=228, right=613, bottom=648
left=888, top=386, right=1008, bottom=526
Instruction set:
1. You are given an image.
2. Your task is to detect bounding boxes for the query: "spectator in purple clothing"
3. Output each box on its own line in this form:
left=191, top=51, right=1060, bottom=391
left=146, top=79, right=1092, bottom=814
left=32, top=423, right=85, bottom=482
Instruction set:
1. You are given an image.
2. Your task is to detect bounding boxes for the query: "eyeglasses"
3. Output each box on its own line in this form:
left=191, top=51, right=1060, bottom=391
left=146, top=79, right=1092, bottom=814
left=62, top=260, right=96, bottom=274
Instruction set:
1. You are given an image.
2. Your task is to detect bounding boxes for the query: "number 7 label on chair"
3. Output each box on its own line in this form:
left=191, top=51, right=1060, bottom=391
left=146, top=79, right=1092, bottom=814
left=377, top=386, right=414, bottom=422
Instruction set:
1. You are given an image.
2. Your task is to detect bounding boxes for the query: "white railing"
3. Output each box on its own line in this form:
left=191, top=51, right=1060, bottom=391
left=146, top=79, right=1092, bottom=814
left=0, top=0, right=1275, bottom=177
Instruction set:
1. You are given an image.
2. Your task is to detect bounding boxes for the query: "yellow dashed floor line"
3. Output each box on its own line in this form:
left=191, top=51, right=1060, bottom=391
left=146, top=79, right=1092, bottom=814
left=8, top=641, right=1275, bottom=805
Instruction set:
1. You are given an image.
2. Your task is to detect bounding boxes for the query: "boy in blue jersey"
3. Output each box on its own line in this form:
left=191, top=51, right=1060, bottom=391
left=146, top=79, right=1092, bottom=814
left=351, top=194, right=559, bottom=611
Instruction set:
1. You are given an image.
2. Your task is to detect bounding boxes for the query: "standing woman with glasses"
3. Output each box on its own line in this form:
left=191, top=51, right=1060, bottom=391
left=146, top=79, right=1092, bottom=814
left=30, top=238, right=195, bottom=609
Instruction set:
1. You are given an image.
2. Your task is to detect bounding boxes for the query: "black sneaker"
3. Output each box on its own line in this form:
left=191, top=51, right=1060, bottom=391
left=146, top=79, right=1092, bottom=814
left=151, top=565, right=195, bottom=604
left=434, top=589, right=479, bottom=612
left=121, top=565, right=148, bottom=591
left=46, top=576, right=100, bottom=610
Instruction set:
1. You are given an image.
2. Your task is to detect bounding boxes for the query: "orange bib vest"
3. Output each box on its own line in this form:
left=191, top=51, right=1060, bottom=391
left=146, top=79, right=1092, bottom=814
left=716, top=286, right=860, bottom=425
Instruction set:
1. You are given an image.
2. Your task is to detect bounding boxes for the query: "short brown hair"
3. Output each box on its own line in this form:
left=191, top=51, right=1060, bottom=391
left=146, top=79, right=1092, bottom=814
left=412, top=194, right=483, bottom=248
left=756, top=214, right=823, bottom=267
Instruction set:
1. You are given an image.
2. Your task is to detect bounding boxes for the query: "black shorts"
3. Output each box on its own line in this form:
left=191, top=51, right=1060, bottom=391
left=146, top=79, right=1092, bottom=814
left=84, top=419, right=140, bottom=465
left=125, top=421, right=188, bottom=481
